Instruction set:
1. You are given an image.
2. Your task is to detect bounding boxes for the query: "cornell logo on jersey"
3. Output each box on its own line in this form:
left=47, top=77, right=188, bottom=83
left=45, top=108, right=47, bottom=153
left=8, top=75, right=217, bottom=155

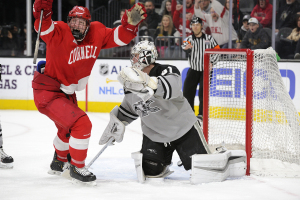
left=133, top=99, right=161, bottom=117
left=99, top=64, right=109, bottom=76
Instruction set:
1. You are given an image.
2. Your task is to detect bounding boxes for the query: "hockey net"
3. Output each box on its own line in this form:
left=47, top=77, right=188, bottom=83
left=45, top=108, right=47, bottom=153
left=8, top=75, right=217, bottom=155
left=203, top=48, right=300, bottom=177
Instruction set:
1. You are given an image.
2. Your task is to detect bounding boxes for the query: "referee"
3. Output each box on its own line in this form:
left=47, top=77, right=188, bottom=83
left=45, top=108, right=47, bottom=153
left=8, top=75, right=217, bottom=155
left=182, top=17, right=220, bottom=120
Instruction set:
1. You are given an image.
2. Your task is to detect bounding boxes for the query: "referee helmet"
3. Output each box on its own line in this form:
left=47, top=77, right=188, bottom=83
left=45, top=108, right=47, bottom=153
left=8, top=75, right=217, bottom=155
left=190, top=17, right=202, bottom=29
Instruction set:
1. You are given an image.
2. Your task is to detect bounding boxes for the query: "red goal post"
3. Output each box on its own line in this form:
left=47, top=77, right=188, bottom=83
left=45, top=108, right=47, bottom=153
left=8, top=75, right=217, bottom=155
left=203, top=48, right=300, bottom=177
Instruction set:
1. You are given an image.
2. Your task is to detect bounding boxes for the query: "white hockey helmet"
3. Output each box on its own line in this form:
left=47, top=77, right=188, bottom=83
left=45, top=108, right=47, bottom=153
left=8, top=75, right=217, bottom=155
left=130, top=40, right=158, bottom=70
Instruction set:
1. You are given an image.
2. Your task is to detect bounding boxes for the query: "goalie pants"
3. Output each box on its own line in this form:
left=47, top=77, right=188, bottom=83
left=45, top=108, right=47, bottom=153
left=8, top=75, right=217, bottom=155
left=32, top=72, right=91, bottom=168
left=183, top=68, right=203, bottom=116
left=141, top=120, right=208, bottom=175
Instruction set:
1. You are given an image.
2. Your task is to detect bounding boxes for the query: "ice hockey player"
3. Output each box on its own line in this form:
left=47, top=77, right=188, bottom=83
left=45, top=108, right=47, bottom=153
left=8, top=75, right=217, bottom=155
left=0, top=121, right=14, bottom=169
left=99, top=41, right=247, bottom=184
left=31, top=0, right=146, bottom=185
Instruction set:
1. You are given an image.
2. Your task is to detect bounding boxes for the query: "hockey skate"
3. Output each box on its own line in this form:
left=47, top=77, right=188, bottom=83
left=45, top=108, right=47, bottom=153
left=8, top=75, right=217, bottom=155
left=131, top=151, right=174, bottom=183
left=48, top=152, right=70, bottom=176
left=146, top=164, right=174, bottom=183
left=0, top=147, right=14, bottom=169
left=70, top=164, right=97, bottom=186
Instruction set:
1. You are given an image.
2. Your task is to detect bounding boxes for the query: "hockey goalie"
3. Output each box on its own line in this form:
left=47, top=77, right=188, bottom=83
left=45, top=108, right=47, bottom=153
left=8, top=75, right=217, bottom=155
left=99, top=41, right=247, bottom=184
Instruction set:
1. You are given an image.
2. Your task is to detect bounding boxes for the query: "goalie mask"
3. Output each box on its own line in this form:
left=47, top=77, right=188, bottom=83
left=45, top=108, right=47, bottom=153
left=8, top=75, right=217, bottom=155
left=130, top=41, right=158, bottom=70
left=67, top=6, right=91, bottom=42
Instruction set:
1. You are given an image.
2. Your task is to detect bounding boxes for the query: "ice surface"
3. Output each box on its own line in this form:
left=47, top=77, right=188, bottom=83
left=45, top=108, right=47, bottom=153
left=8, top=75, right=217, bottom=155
left=1, top=110, right=300, bottom=200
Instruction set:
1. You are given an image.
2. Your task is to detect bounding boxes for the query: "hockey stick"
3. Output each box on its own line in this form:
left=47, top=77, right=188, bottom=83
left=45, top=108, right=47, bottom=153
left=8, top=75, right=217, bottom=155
left=33, top=9, right=43, bottom=64
left=61, top=137, right=114, bottom=179
left=86, top=137, right=114, bottom=168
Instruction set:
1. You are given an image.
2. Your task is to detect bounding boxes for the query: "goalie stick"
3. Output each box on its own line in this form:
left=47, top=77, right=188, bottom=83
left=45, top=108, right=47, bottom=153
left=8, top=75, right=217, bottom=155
left=86, top=137, right=114, bottom=168
left=33, top=9, right=43, bottom=64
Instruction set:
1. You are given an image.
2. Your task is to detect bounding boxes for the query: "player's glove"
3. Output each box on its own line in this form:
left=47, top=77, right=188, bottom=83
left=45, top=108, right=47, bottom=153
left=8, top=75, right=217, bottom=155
left=99, top=106, right=127, bottom=145
left=118, top=67, right=158, bottom=101
left=33, top=0, right=53, bottom=19
left=121, top=3, right=147, bottom=34
left=37, top=60, right=46, bottom=74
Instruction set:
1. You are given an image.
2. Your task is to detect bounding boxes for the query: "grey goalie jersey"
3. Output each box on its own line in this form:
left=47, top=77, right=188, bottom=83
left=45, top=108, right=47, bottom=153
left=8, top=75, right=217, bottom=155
left=117, top=63, right=198, bottom=143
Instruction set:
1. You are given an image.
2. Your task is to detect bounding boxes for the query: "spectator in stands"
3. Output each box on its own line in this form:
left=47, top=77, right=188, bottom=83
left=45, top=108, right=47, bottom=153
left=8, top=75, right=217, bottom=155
left=171, top=0, right=194, bottom=16
left=173, top=3, right=193, bottom=37
left=154, top=15, right=180, bottom=57
left=276, top=14, right=300, bottom=59
left=0, top=28, right=3, bottom=48
left=145, top=0, right=162, bottom=29
left=225, top=0, right=244, bottom=32
left=251, top=0, right=273, bottom=28
left=194, top=0, right=213, bottom=34
left=195, top=0, right=238, bottom=48
left=159, top=0, right=172, bottom=17
left=276, top=0, right=300, bottom=31
left=113, top=9, right=125, bottom=28
left=171, top=0, right=194, bottom=35
left=20, top=24, right=37, bottom=56
left=0, top=29, right=18, bottom=56
left=236, top=15, right=250, bottom=48
left=240, top=17, right=270, bottom=49
left=293, top=15, right=300, bottom=59
left=139, top=21, right=149, bottom=37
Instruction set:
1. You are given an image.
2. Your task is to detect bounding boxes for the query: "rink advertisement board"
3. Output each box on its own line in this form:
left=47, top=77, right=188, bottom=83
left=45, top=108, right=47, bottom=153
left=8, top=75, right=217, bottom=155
left=0, top=58, right=300, bottom=112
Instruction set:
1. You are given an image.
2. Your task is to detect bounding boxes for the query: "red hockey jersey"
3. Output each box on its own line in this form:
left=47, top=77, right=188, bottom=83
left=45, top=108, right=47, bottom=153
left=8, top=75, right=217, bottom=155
left=34, top=18, right=135, bottom=94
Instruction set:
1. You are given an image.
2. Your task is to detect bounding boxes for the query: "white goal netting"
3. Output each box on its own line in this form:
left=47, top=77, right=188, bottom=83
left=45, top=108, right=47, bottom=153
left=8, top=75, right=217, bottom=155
left=205, top=48, right=300, bottom=177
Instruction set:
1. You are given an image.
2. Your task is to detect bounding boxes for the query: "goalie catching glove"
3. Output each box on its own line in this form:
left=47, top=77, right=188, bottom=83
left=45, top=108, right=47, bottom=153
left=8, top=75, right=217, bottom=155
left=121, top=3, right=147, bottom=34
left=99, top=106, right=128, bottom=145
left=118, top=67, right=158, bottom=101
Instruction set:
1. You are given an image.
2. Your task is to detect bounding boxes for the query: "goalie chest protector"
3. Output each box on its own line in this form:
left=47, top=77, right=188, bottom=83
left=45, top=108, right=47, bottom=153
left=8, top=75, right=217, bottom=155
left=120, top=63, right=198, bottom=143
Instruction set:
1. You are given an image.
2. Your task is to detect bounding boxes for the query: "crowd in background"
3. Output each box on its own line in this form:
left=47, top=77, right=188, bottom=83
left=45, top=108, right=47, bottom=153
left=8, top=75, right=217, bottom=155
left=0, top=23, right=37, bottom=57
left=1, top=0, right=300, bottom=59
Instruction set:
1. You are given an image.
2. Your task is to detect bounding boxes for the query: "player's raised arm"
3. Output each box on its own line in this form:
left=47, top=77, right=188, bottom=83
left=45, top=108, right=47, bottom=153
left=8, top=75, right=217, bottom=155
left=101, top=3, right=147, bottom=49
left=33, top=0, right=55, bottom=43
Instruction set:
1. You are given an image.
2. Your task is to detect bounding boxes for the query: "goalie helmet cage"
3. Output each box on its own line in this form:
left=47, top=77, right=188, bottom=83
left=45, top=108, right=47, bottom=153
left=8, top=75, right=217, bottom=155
left=203, top=48, right=300, bottom=177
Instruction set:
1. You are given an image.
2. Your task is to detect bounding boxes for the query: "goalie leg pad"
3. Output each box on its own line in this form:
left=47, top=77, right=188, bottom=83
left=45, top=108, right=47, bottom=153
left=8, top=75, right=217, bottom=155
left=228, top=150, right=246, bottom=177
left=146, top=163, right=174, bottom=179
left=191, top=151, right=231, bottom=184
left=131, top=151, right=146, bottom=183
left=191, top=150, right=246, bottom=184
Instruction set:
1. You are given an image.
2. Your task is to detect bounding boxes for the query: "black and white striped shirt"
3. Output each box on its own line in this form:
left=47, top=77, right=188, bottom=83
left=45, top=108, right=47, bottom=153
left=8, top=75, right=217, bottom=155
left=182, top=33, right=219, bottom=71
